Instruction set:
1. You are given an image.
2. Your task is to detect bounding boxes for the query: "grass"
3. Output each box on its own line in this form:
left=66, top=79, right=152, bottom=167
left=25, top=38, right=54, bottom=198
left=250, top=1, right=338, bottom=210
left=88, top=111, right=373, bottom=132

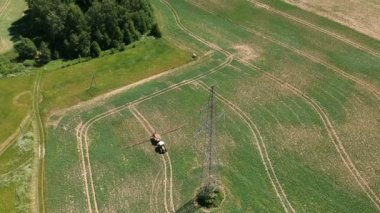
left=0, top=131, right=34, bottom=212
left=0, top=74, right=33, bottom=145
left=40, top=38, right=192, bottom=112
left=0, top=0, right=26, bottom=53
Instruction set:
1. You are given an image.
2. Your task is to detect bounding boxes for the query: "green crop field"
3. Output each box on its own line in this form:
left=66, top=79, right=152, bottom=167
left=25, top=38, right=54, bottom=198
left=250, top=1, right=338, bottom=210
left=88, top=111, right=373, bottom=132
left=44, top=0, right=380, bottom=212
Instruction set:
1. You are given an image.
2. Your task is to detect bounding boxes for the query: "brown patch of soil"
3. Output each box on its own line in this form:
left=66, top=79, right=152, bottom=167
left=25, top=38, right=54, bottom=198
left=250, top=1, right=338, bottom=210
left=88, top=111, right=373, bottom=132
left=283, top=0, right=380, bottom=40
left=233, top=44, right=260, bottom=61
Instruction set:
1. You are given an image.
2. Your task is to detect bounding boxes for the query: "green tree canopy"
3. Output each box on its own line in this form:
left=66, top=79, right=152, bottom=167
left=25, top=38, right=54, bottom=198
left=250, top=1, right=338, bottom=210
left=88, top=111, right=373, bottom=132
left=17, top=0, right=157, bottom=61
left=90, top=41, right=101, bottom=58
left=15, top=37, right=37, bottom=59
left=39, top=42, right=51, bottom=64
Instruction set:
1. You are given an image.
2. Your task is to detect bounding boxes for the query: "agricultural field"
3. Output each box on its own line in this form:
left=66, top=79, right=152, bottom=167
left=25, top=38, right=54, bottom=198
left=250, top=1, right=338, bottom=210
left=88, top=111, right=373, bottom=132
left=44, top=0, right=380, bottom=212
left=283, top=0, right=380, bottom=40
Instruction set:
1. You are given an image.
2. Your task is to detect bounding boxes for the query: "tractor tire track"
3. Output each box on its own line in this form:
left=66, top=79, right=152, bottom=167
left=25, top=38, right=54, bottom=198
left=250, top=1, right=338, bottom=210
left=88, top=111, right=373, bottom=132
left=164, top=0, right=380, bottom=209
left=161, top=155, right=170, bottom=213
left=248, top=0, right=380, bottom=59
left=240, top=60, right=380, bottom=209
left=130, top=105, right=176, bottom=212
left=130, top=106, right=171, bottom=212
left=0, top=0, right=10, bottom=17
left=196, top=81, right=295, bottom=213
left=160, top=0, right=294, bottom=211
left=80, top=125, right=100, bottom=213
left=75, top=54, right=231, bottom=212
left=75, top=122, right=94, bottom=213
left=33, top=70, right=46, bottom=213
left=150, top=168, right=163, bottom=213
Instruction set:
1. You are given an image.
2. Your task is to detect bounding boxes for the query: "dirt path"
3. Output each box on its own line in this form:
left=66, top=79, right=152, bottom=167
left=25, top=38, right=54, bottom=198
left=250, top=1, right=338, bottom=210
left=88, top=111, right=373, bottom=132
left=248, top=0, right=380, bottom=59
left=0, top=113, right=32, bottom=157
left=32, top=70, right=47, bottom=213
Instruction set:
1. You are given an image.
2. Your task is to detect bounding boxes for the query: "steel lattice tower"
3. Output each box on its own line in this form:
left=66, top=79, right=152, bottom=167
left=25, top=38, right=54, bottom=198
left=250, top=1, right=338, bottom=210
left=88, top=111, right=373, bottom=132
left=201, top=86, right=219, bottom=196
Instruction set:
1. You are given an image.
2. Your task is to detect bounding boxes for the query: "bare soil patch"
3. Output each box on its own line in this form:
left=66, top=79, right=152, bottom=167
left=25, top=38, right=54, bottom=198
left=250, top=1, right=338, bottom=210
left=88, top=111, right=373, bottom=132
left=283, top=0, right=380, bottom=40
left=233, top=44, right=260, bottom=61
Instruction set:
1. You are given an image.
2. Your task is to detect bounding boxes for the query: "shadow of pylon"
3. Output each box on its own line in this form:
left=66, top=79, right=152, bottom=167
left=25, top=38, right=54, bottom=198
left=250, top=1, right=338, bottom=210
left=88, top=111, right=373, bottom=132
left=175, top=199, right=199, bottom=213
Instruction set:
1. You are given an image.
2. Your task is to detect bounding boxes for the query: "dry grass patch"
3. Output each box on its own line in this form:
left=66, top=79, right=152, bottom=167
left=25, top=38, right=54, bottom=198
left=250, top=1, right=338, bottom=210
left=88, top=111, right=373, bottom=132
left=337, top=94, right=380, bottom=194
left=233, top=44, right=261, bottom=61
left=283, top=0, right=380, bottom=40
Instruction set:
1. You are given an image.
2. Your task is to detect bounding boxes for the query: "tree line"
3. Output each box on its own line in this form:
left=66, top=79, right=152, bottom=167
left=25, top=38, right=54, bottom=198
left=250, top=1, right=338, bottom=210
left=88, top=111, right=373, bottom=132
left=15, top=0, right=162, bottom=64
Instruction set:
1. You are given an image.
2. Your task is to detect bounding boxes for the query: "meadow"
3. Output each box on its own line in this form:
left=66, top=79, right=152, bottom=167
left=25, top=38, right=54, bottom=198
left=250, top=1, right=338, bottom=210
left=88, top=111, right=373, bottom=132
left=45, top=0, right=380, bottom=212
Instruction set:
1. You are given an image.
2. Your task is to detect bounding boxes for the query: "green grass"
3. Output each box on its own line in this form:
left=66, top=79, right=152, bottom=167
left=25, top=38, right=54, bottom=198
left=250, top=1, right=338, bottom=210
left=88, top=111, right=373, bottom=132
left=40, top=38, right=192, bottom=112
left=0, top=131, right=34, bottom=212
left=0, top=75, right=33, bottom=145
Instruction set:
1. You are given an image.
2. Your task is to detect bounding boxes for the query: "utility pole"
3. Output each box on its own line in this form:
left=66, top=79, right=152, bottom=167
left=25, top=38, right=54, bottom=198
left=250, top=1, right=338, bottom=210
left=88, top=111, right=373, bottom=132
left=195, top=85, right=225, bottom=208
left=201, top=85, right=218, bottom=196
left=89, top=73, right=96, bottom=89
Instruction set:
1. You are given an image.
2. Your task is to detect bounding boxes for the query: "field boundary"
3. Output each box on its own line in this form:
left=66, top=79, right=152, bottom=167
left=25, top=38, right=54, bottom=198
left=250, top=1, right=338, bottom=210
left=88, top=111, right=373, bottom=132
left=248, top=0, right=380, bottom=58
left=188, top=0, right=380, bottom=101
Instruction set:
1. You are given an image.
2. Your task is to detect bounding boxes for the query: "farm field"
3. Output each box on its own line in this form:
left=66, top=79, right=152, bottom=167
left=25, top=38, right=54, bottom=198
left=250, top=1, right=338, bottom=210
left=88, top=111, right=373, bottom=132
left=282, top=0, right=380, bottom=40
left=45, top=0, right=380, bottom=212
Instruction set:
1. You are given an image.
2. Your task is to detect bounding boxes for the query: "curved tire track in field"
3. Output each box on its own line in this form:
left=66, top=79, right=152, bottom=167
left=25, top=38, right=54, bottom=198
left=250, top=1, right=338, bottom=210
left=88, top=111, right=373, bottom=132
left=75, top=123, right=94, bottom=213
left=240, top=60, right=380, bottom=209
left=75, top=54, right=232, bottom=212
left=248, top=0, right=380, bottom=59
left=196, top=81, right=295, bottom=213
left=162, top=0, right=380, bottom=209
left=189, top=0, right=380, bottom=101
left=160, top=0, right=295, bottom=211
left=129, top=105, right=170, bottom=212
left=130, top=105, right=176, bottom=212
left=77, top=122, right=99, bottom=213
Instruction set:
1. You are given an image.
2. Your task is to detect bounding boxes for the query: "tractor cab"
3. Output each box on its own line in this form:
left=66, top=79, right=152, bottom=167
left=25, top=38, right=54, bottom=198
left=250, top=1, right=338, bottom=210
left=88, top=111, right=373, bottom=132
left=151, top=132, right=167, bottom=154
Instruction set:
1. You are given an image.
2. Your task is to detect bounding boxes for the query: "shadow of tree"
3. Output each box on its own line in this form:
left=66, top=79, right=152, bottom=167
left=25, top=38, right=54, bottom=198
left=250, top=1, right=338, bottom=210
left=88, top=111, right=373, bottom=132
left=176, top=199, right=199, bottom=213
left=8, top=10, right=33, bottom=42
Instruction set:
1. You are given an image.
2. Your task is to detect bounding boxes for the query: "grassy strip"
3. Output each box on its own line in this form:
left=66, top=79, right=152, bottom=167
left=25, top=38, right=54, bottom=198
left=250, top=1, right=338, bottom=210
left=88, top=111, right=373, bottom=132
left=40, top=38, right=191, bottom=113
left=0, top=75, right=33, bottom=145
